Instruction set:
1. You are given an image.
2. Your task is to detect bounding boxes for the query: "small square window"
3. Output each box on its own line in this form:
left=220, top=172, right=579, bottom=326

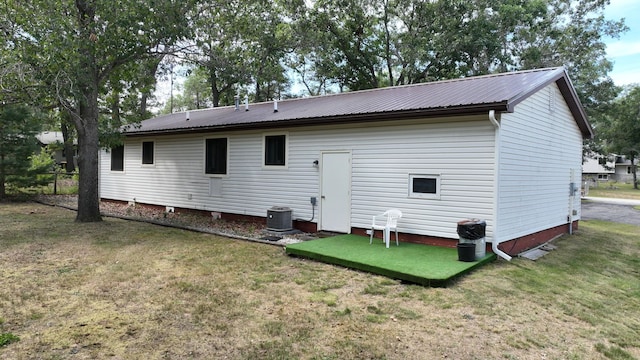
left=264, top=134, right=287, bottom=166
left=205, top=138, right=227, bottom=175
left=111, top=145, right=124, bottom=171
left=142, top=141, right=154, bottom=164
left=409, top=174, right=440, bottom=199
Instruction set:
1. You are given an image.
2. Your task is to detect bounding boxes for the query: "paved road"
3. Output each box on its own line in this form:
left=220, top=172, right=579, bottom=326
left=581, top=197, right=640, bottom=226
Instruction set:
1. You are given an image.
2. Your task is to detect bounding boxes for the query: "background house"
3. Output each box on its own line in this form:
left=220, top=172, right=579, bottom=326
left=582, top=154, right=637, bottom=184
left=582, top=155, right=615, bottom=182
left=36, top=131, right=77, bottom=169
left=612, top=156, right=638, bottom=183
left=99, top=67, right=592, bottom=259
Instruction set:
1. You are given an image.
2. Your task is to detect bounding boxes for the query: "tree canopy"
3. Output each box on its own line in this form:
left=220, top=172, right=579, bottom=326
left=0, top=106, right=42, bottom=199
left=6, top=0, right=197, bottom=221
left=1, top=0, right=630, bottom=218
left=599, top=86, right=640, bottom=188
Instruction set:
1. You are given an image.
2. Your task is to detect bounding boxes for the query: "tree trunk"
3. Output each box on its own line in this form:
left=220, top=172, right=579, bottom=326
left=382, top=0, right=394, bottom=86
left=139, top=92, right=148, bottom=117
left=75, top=92, right=102, bottom=222
left=632, top=154, right=638, bottom=190
left=73, top=0, right=102, bottom=222
left=60, top=119, right=76, bottom=173
left=209, top=69, right=220, bottom=107
left=255, top=80, right=262, bottom=103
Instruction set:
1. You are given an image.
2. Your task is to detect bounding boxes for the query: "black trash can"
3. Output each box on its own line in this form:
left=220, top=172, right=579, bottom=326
left=457, top=219, right=487, bottom=261
left=457, top=243, right=476, bottom=262
left=457, top=219, right=486, bottom=241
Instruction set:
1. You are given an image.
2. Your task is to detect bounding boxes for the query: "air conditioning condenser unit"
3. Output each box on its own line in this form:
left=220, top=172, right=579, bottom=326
left=267, top=206, right=293, bottom=231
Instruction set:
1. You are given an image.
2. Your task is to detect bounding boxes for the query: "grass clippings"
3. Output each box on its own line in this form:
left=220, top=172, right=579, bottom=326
left=0, top=203, right=639, bottom=359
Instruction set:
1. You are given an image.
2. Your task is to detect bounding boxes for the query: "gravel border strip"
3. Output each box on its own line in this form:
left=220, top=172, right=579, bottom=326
left=34, top=199, right=294, bottom=247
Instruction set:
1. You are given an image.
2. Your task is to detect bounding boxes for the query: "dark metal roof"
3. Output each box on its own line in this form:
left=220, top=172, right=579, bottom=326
left=127, top=67, right=592, bottom=138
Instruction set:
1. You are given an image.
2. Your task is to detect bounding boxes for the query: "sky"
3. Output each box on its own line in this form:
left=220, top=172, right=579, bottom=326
left=604, top=0, right=640, bottom=86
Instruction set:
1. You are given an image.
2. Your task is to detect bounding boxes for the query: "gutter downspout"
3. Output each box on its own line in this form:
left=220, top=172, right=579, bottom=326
left=489, top=110, right=513, bottom=261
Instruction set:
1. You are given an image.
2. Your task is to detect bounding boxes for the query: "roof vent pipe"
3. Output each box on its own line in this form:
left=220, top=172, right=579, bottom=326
left=234, top=95, right=240, bottom=111
left=186, top=111, right=190, bottom=121
left=273, top=100, right=278, bottom=113
left=245, top=96, right=249, bottom=111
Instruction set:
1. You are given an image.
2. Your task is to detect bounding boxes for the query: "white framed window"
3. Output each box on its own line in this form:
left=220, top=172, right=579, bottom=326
left=205, top=137, right=228, bottom=175
left=110, top=145, right=124, bottom=172
left=142, top=141, right=154, bottom=165
left=409, top=174, right=440, bottom=199
left=263, top=133, right=288, bottom=168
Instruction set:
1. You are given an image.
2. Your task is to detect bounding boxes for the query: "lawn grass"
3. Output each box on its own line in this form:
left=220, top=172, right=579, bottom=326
left=587, top=182, right=640, bottom=200
left=0, top=202, right=639, bottom=359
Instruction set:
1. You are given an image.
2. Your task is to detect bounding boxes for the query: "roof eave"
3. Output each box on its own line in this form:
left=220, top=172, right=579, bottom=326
left=124, top=103, right=511, bottom=137
left=555, top=74, right=594, bottom=139
left=505, top=67, right=593, bottom=139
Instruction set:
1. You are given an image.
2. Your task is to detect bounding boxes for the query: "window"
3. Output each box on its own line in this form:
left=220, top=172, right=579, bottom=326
left=409, top=174, right=440, bottom=199
left=264, top=134, right=287, bottom=166
left=205, top=138, right=227, bottom=175
left=142, top=141, right=154, bottom=164
left=111, top=145, right=124, bottom=171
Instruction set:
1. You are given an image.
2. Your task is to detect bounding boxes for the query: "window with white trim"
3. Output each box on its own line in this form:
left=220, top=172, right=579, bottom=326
left=409, top=174, right=440, bottom=199
left=110, top=145, right=124, bottom=172
left=205, top=137, right=227, bottom=175
left=264, top=134, right=287, bottom=167
left=142, top=141, right=154, bottom=165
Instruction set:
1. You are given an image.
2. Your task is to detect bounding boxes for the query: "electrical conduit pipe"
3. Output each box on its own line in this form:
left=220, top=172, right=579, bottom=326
left=489, top=110, right=513, bottom=261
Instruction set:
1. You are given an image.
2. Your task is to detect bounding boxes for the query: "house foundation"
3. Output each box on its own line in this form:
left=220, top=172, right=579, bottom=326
left=102, top=198, right=577, bottom=257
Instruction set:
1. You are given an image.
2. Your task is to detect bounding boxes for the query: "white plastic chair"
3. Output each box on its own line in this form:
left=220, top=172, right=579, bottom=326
left=369, top=209, right=402, bottom=248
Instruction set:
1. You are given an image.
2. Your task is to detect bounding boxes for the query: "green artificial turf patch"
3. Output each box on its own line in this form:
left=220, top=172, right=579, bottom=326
left=286, top=235, right=495, bottom=286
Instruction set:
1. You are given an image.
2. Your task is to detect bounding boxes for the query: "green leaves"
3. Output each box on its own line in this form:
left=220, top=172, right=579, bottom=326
left=598, top=86, right=640, bottom=187
left=0, top=105, right=42, bottom=198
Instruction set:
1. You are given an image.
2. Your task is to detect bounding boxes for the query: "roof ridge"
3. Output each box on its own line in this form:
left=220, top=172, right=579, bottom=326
left=163, top=67, right=566, bottom=115
left=271, top=67, right=565, bottom=104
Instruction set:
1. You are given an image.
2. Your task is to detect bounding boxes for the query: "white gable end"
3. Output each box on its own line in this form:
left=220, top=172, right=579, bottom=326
left=496, top=83, right=583, bottom=241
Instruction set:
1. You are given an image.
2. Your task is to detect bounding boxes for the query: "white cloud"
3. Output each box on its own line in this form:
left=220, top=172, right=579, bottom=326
left=607, top=41, right=640, bottom=58
left=610, top=70, right=640, bottom=86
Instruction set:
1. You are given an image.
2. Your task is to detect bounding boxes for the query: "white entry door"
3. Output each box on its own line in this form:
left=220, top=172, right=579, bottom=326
left=320, top=152, right=351, bottom=233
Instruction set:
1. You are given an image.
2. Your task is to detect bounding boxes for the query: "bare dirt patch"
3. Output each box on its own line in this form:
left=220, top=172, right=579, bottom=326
left=1, top=203, right=638, bottom=359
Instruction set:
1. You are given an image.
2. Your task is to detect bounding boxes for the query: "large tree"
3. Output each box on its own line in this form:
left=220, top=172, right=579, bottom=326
left=600, top=86, right=640, bottom=189
left=184, top=0, right=292, bottom=107
left=9, top=0, right=196, bottom=221
left=290, top=0, right=625, bottom=101
left=160, top=67, right=213, bottom=113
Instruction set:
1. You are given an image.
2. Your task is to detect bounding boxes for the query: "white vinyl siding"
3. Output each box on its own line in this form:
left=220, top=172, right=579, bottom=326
left=496, top=83, right=583, bottom=241
left=99, top=116, right=496, bottom=240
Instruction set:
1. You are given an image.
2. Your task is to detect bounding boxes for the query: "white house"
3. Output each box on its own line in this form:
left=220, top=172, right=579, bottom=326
left=582, top=155, right=614, bottom=182
left=99, top=67, right=592, bottom=260
left=612, top=156, right=638, bottom=183
left=583, top=154, right=638, bottom=184
left=36, top=131, right=77, bottom=168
